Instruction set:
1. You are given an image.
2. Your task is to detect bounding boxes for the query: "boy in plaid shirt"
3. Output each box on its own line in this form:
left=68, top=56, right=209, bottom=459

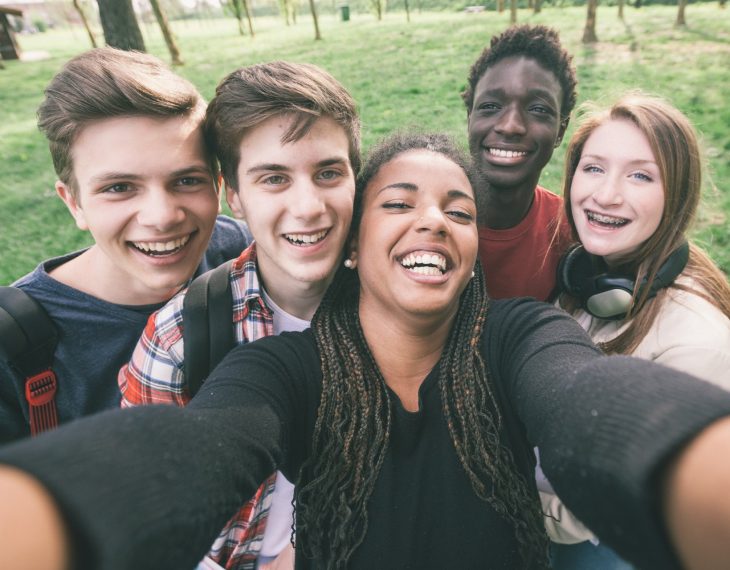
left=119, top=61, right=360, bottom=570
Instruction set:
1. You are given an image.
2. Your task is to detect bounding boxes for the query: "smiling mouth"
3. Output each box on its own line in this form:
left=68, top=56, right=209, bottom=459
left=285, top=229, right=330, bottom=246
left=399, top=252, right=447, bottom=276
left=131, top=234, right=192, bottom=256
left=586, top=210, right=629, bottom=228
left=488, top=148, right=527, bottom=159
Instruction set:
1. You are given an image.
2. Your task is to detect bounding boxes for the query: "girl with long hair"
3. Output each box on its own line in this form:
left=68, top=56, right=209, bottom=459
left=545, top=93, right=730, bottom=568
left=2, top=133, right=730, bottom=570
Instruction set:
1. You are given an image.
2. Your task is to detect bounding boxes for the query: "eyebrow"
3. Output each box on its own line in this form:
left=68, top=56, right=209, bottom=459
left=476, top=87, right=558, bottom=102
left=377, top=182, right=475, bottom=202
left=580, top=154, right=659, bottom=167
left=88, top=165, right=210, bottom=185
left=245, top=156, right=349, bottom=176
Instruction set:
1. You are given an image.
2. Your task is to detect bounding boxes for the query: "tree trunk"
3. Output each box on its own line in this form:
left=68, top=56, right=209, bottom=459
left=720, top=0, right=726, bottom=9
left=675, top=0, right=687, bottom=26
left=534, top=0, right=541, bottom=13
left=242, top=0, right=255, bottom=37
left=308, top=0, right=321, bottom=39
left=527, top=0, right=533, bottom=9
left=510, top=0, right=517, bottom=22
left=72, top=0, right=98, bottom=47
left=404, top=0, right=410, bottom=21
left=224, top=0, right=246, bottom=35
left=497, top=0, right=504, bottom=13
left=582, top=0, right=598, bottom=43
left=618, top=0, right=624, bottom=18
left=95, top=0, right=145, bottom=51
left=149, top=0, right=183, bottom=65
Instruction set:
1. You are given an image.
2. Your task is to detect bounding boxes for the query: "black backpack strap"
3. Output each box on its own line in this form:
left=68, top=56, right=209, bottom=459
left=183, top=260, right=235, bottom=398
left=0, top=287, right=60, bottom=435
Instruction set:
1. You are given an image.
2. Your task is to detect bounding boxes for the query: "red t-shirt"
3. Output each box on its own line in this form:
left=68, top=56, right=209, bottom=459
left=478, top=186, right=572, bottom=301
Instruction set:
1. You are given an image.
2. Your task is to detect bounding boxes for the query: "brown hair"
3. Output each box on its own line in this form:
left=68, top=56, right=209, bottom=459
left=203, top=61, right=361, bottom=192
left=37, top=47, right=209, bottom=196
left=297, top=133, right=549, bottom=569
left=462, top=24, right=577, bottom=124
left=561, top=93, right=730, bottom=354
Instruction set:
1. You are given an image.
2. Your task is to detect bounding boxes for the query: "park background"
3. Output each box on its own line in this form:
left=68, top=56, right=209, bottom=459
left=0, top=0, right=728, bottom=285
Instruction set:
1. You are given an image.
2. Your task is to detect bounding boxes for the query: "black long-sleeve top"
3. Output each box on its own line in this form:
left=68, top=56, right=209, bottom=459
left=2, top=299, right=729, bottom=570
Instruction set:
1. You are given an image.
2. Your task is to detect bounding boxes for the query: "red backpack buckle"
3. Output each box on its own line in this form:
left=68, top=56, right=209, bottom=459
left=25, top=370, right=59, bottom=435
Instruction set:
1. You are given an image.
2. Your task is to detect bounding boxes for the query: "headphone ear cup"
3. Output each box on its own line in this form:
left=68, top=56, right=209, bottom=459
left=558, top=245, right=594, bottom=297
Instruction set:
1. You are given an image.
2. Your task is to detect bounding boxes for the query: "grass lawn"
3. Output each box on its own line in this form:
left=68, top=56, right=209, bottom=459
left=1, top=4, right=728, bottom=284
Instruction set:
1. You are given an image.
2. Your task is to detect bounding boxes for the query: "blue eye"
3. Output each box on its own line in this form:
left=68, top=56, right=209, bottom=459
left=318, top=169, right=342, bottom=181
left=103, top=183, right=131, bottom=194
left=631, top=172, right=653, bottom=182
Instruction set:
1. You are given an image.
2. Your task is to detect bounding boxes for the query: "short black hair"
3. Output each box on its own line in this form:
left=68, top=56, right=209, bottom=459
left=462, top=25, right=577, bottom=122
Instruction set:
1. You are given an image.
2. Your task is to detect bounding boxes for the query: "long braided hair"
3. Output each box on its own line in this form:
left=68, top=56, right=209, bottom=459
left=296, top=133, right=549, bottom=568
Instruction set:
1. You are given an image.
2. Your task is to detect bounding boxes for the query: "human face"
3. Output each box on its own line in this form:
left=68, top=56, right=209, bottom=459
left=570, top=119, right=665, bottom=267
left=228, top=115, right=355, bottom=305
left=355, top=150, right=478, bottom=325
left=467, top=56, right=566, bottom=195
left=57, top=115, right=220, bottom=305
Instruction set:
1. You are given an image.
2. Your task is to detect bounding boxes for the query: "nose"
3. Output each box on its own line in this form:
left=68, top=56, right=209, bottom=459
left=416, top=205, right=449, bottom=236
left=289, top=180, right=326, bottom=221
left=136, top=187, right=186, bottom=229
left=494, top=104, right=527, bottom=137
left=592, top=174, right=624, bottom=208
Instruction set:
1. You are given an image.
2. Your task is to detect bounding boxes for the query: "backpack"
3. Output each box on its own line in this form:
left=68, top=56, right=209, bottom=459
left=182, top=260, right=236, bottom=397
left=0, top=287, right=59, bottom=435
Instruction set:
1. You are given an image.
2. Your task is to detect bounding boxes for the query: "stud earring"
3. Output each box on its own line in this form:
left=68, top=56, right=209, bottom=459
left=471, top=270, right=475, bottom=279
left=344, top=259, right=354, bottom=269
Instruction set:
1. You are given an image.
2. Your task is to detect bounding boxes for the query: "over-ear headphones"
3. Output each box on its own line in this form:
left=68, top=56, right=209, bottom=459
left=558, top=241, right=689, bottom=320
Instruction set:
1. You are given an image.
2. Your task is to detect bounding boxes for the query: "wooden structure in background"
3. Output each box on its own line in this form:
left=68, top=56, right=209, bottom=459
left=0, top=6, right=22, bottom=60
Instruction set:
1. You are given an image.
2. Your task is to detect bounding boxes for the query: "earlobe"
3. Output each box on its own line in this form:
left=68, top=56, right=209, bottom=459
left=556, top=117, right=570, bottom=148
left=55, top=181, right=88, bottom=231
left=226, top=185, right=246, bottom=221
left=344, top=237, right=358, bottom=269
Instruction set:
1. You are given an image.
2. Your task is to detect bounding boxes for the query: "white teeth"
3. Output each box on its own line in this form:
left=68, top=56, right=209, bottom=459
left=133, top=235, right=190, bottom=254
left=400, top=252, right=447, bottom=273
left=285, top=230, right=328, bottom=245
left=587, top=211, right=628, bottom=226
left=489, top=148, right=527, bottom=158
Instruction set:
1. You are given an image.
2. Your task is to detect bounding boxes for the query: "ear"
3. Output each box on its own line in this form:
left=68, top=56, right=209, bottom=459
left=346, top=234, right=358, bottom=268
left=215, top=174, right=223, bottom=214
left=56, top=181, right=88, bottom=231
left=556, top=117, right=570, bottom=148
left=226, top=184, right=246, bottom=220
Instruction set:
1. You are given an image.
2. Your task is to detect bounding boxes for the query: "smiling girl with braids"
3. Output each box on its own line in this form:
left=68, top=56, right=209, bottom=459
left=3, top=133, right=730, bottom=570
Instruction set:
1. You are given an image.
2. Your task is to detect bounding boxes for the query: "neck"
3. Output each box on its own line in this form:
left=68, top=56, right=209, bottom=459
left=359, top=300, right=455, bottom=412
left=259, top=272, right=330, bottom=322
left=475, top=179, right=537, bottom=229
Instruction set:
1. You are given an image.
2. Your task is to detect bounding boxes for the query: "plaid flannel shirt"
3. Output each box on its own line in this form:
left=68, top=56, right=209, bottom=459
left=119, top=243, right=278, bottom=570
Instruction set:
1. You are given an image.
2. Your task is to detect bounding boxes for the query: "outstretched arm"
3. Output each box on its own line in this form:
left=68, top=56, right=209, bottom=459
left=663, top=416, right=730, bottom=569
left=0, top=466, right=67, bottom=570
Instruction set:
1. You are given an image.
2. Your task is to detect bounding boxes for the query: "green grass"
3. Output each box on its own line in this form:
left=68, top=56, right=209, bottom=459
left=1, top=4, right=729, bottom=284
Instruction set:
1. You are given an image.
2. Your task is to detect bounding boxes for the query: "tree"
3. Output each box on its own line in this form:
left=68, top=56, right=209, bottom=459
left=510, top=0, right=517, bottom=22
left=582, top=0, right=598, bottom=43
left=371, top=0, right=386, bottom=20
left=675, top=0, right=687, bottom=26
left=95, top=0, right=145, bottom=51
left=72, top=0, right=98, bottom=47
left=222, top=0, right=246, bottom=34
left=148, top=0, right=183, bottom=65
left=497, top=0, right=504, bottom=13
left=618, top=0, right=624, bottom=19
left=308, top=0, right=321, bottom=39
left=534, top=0, right=541, bottom=14
left=404, top=0, right=411, bottom=22
left=241, top=0, right=255, bottom=37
